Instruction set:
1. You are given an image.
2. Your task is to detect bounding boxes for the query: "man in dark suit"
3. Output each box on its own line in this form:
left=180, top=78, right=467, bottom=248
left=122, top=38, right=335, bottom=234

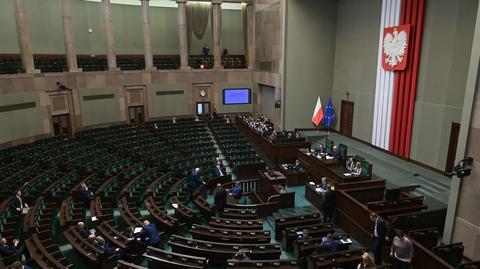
left=213, top=183, right=227, bottom=217
left=329, top=146, right=341, bottom=160
left=317, top=233, right=340, bottom=253
left=78, top=182, right=95, bottom=202
left=370, top=212, right=390, bottom=265
left=189, top=168, right=204, bottom=190
left=215, top=164, right=227, bottom=177
left=136, top=220, right=161, bottom=248
left=87, top=234, right=116, bottom=257
left=0, top=237, right=29, bottom=261
left=321, top=186, right=336, bottom=223
left=75, top=222, right=89, bottom=239
left=9, top=191, right=28, bottom=214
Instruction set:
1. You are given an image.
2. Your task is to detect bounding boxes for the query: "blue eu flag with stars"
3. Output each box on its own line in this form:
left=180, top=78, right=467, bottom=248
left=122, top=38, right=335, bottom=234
left=322, top=98, right=335, bottom=128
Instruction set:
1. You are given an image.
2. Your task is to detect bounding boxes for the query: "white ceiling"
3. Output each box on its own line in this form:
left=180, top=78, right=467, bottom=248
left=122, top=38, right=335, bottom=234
left=80, top=0, right=243, bottom=10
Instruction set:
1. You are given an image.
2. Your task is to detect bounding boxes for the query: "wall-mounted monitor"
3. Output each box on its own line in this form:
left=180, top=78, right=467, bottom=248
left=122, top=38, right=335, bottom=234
left=223, top=88, right=251, bottom=105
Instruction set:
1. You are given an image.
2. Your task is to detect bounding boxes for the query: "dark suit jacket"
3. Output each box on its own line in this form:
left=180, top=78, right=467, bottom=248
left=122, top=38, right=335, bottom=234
left=322, top=190, right=336, bottom=210
left=319, top=239, right=340, bottom=253
left=330, top=150, right=341, bottom=160
left=0, top=244, right=15, bottom=257
left=79, top=187, right=95, bottom=201
left=215, top=166, right=227, bottom=177
left=9, top=196, right=26, bottom=210
left=373, top=217, right=389, bottom=239
left=138, top=224, right=161, bottom=245
left=214, top=188, right=227, bottom=209
left=76, top=227, right=89, bottom=239
left=189, top=172, right=202, bottom=190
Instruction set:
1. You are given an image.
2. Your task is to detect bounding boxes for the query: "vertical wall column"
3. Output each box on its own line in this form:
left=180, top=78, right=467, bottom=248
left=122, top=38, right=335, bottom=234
left=60, top=0, right=81, bottom=72
left=246, top=2, right=254, bottom=69
left=212, top=0, right=223, bottom=69
left=177, top=0, right=190, bottom=70
left=14, top=0, right=39, bottom=74
left=101, top=0, right=119, bottom=71
left=141, top=0, right=156, bottom=70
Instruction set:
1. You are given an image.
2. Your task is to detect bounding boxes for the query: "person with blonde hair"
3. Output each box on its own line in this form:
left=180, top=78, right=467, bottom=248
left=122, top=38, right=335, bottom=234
left=357, top=252, right=376, bottom=269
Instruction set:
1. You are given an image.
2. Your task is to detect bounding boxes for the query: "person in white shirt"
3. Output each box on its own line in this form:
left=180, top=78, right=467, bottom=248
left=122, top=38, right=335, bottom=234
left=10, top=191, right=28, bottom=214
left=353, top=162, right=363, bottom=176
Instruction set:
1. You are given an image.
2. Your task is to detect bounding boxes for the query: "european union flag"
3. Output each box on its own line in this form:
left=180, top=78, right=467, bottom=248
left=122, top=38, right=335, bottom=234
left=322, top=98, right=335, bottom=128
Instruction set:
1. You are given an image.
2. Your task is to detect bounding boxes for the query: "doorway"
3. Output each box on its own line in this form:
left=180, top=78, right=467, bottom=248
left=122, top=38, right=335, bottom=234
left=52, top=114, right=72, bottom=137
left=196, top=102, right=211, bottom=117
left=340, top=100, right=354, bottom=136
left=445, top=122, right=460, bottom=173
left=128, top=106, right=145, bottom=124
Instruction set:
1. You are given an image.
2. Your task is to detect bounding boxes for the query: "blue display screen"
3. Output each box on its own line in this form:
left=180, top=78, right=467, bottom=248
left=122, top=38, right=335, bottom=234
left=223, top=88, right=251, bottom=105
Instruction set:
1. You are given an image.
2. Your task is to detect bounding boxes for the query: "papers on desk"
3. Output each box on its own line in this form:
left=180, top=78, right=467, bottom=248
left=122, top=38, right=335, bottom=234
left=296, top=231, right=303, bottom=236
left=340, top=238, right=353, bottom=244
left=172, top=203, right=179, bottom=209
left=325, top=156, right=334, bottom=160
left=306, top=152, right=311, bottom=156
left=315, top=188, right=326, bottom=193
left=91, top=216, right=99, bottom=221
left=309, top=181, right=315, bottom=186
left=343, top=173, right=352, bottom=176
left=134, top=227, right=143, bottom=234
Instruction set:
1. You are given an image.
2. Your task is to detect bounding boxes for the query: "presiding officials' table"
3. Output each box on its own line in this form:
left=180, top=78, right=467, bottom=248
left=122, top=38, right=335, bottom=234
left=297, top=148, right=371, bottom=185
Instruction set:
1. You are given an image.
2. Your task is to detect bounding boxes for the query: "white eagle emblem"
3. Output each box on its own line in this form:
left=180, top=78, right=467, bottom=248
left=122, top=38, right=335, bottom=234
left=383, top=28, right=408, bottom=67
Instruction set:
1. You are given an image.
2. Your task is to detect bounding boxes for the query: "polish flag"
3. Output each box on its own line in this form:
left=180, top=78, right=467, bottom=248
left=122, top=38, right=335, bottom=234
left=312, top=97, right=324, bottom=126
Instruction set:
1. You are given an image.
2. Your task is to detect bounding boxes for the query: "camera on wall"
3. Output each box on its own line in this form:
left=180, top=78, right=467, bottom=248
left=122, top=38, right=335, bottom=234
left=446, top=157, right=473, bottom=178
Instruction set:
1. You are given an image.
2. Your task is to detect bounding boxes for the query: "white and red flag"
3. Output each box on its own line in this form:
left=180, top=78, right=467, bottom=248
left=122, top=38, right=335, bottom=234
left=312, top=97, right=324, bottom=126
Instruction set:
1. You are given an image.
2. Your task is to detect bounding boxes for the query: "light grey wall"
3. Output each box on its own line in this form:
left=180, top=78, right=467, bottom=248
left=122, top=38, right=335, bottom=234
left=283, top=0, right=337, bottom=130
left=0, top=92, right=45, bottom=144
left=78, top=88, right=122, bottom=126
left=331, top=0, right=381, bottom=141
left=410, top=0, right=478, bottom=170
left=151, top=83, right=190, bottom=117
left=260, top=84, right=275, bottom=119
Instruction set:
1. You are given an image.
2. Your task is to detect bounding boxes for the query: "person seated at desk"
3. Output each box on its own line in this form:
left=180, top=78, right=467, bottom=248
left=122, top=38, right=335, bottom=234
left=87, top=234, right=118, bottom=257
left=292, top=160, right=306, bottom=172
left=76, top=221, right=91, bottom=239
left=135, top=220, right=162, bottom=249
left=352, top=162, right=363, bottom=176
left=78, top=182, right=95, bottom=202
left=172, top=117, right=176, bottom=124
left=0, top=237, right=30, bottom=262
left=295, top=228, right=312, bottom=242
left=329, top=146, right=341, bottom=160
left=10, top=191, right=28, bottom=215
left=346, top=157, right=355, bottom=171
left=317, top=233, right=340, bottom=254
left=315, top=144, right=326, bottom=155
left=319, top=177, right=330, bottom=192
left=229, top=181, right=243, bottom=201
left=233, top=249, right=251, bottom=260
